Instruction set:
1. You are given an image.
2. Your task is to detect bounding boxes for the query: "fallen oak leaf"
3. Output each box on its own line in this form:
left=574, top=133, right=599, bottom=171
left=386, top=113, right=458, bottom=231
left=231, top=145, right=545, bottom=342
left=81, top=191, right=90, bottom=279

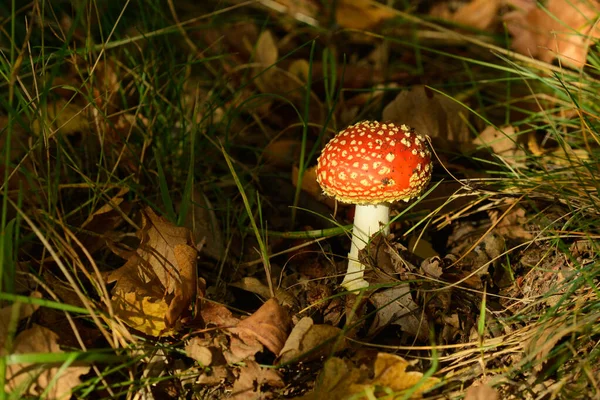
left=106, top=207, right=198, bottom=335
left=231, top=360, right=284, bottom=400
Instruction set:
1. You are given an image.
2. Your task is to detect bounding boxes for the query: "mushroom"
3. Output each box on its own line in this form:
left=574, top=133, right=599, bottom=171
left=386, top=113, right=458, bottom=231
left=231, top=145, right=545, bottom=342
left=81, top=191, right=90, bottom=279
left=316, top=121, right=433, bottom=291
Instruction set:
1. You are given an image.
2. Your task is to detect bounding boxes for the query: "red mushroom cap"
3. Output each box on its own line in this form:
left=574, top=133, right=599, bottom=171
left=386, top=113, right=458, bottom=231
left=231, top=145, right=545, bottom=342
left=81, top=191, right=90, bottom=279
left=316, top=121, right=432, bottom=204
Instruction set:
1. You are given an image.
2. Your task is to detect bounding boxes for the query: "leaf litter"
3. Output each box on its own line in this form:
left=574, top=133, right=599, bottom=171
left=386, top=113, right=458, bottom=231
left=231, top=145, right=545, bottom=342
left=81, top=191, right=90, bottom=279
left=3, top=0, right=600, bottom=399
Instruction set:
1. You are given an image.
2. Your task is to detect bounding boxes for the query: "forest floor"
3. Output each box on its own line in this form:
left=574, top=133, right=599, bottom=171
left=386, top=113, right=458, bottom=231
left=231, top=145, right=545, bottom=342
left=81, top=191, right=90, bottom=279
left=1, top=0, right=600, bottom=399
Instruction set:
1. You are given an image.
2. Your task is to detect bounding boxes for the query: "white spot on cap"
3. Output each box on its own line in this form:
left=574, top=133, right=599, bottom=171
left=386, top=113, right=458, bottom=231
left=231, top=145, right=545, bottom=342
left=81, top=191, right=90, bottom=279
left=378, top=166, right=391, bottom=175
left=385, top=153, right=395, bottom=162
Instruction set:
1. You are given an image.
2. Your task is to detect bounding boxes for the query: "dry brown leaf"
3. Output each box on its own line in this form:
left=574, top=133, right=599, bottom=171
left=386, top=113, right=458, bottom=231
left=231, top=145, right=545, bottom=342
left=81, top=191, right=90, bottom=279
left=504, top=0, right=600, bottom=68
left=473, top=125, right=527, bottom=167
left=382, top=85, right=470, bottom=143
left=137, top=208, right=197, bottom=296
left=336, top=0, right=397, bottom=30
left=201, top=300, right=240, bottom=328
left=231, top=360, right=284, bottom=400
left=196, top=365, right=230, bottom=385
left=421, top=257, right=444, bottom=278
left=490, top=200, right=533, bottom=240
left=0, top=291, right=42, bottom=346
left=107, top=207, right=197, bottom=335
left=367, top=283, right=429, bottom=341
left=230, top=298, right=291, bottom=355
left=4, top=324, right=90, bottom=399
left=278, top=317, right=345, bottom=364
left=185, top=337, right=217, bottom=366
left=430, top=0, right=501, bottom=31
left=465, top=383, right=499, bottom=400
left=226, top=334, right=265, bottom=364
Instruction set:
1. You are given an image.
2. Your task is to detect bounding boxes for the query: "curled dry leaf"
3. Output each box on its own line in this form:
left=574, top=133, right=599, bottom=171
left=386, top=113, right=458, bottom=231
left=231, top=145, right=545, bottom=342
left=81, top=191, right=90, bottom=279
left=107, top=207, right=197, bottom=335
left=4, top=324, right=90, bottom=399
left=278, top=317, right=346, bottom=364
left=382, top=85, right=470, bottom=143
left=504, top=0, right=600, bottom=68
left=229, top=298, right=291, bottom=356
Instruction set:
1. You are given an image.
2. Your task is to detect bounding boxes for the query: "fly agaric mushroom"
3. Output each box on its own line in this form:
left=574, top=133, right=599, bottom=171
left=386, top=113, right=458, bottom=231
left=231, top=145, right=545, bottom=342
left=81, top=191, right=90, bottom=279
left=316, top=121, right=432, bottom=291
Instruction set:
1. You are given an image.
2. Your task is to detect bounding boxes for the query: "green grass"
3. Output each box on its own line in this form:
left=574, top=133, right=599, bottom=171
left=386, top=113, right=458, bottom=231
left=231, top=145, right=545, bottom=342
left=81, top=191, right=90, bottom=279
left=1, top=0, right=600, bottom=398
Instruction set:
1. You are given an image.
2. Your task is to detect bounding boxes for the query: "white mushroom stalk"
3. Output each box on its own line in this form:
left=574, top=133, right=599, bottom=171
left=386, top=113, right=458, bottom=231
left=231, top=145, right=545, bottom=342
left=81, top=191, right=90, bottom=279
left=343, top=203, right=390, bottom=290
left=316, top=121, right=432, bottom=292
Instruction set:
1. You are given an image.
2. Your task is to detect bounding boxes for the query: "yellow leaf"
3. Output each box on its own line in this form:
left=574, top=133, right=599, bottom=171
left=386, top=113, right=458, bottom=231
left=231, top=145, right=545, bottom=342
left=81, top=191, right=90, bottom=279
left=112, top=290, right=171, bottom=336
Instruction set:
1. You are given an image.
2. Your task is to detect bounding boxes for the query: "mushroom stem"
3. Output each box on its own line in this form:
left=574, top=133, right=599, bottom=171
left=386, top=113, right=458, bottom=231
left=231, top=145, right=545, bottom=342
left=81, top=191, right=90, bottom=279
left=341, top=203, right=390, bottom=291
